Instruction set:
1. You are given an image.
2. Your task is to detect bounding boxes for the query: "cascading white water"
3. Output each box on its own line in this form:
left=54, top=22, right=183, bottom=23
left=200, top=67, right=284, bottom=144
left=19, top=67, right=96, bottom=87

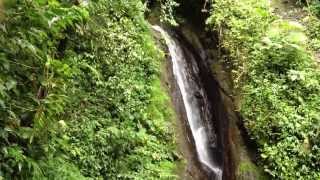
left=153, top=26, right=223, bottom=180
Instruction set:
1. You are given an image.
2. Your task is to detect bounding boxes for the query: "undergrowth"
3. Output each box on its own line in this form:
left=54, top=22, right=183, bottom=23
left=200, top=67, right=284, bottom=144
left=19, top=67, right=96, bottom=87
left=0, top=0, right=178, bottom=179
left=208, top=0, right=320, bottom=179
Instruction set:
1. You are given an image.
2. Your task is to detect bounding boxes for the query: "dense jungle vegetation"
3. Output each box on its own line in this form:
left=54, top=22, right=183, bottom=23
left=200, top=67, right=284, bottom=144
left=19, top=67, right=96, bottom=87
left=0, top=0, right=179, bottom=179
left=1, top=0, right=320, bottom=179
left=208, top=0, right=320, bottom=179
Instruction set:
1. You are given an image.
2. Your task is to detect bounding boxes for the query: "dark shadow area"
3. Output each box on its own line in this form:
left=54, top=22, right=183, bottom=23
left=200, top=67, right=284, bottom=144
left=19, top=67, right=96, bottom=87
left=175, top=0, right=210, bottom=28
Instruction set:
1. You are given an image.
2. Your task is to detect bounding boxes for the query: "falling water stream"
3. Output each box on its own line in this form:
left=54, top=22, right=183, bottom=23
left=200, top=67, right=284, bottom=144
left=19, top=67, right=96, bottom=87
left=153, top=26, right=223, bottom=180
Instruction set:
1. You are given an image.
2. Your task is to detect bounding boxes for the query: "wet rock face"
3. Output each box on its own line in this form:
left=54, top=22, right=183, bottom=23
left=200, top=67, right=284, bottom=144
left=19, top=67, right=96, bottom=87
left=153, top=28, right=211, bottom=180
left=154, top=25, right=234, bottom=179
left=173, top=25, right=232, bottom=180
left=149, top=1, right=267, bottom=179
left=155, top=26, right=224, bottom=179
left=177, top=23, right=268, bottom=180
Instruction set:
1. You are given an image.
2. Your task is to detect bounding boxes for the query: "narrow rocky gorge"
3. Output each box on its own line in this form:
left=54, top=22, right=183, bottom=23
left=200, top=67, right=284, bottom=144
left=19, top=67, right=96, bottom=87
left=149, top=4, right=266, bottom=180
left=152, top=24, right=241, bottom=179
left=154, top=25, right=225, bottom=179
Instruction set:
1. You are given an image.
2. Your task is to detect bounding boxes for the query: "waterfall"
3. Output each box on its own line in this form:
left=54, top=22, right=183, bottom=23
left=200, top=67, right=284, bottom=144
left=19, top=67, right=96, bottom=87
left=153, top=25, right=223, bottom=180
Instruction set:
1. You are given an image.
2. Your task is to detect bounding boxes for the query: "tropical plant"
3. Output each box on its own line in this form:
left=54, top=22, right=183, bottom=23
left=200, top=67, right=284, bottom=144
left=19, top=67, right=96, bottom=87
left=208, top=0, right=320, bottom=179
left=0, top=0, right=179, bottom=179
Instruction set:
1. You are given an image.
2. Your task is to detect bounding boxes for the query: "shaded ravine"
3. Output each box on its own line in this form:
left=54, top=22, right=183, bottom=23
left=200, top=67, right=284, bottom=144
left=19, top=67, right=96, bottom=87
left=153, top=26, right=230, bottom=179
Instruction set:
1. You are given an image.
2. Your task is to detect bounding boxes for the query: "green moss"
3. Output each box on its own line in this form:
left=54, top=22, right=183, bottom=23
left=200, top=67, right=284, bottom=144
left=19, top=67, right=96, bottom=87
left=237, top=161, right=267, bottom=180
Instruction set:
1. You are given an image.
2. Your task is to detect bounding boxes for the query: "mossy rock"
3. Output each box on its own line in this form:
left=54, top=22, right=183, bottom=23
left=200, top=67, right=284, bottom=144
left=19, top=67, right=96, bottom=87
left=236, top=161, right=268, bottom=180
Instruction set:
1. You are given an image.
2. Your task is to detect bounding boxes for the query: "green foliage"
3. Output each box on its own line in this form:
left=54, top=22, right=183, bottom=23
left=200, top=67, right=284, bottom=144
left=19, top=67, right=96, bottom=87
left=208, top=0, right=320, bottom=179
left=158, top=0, right=179, bottom=26
left=296, top=0, right=320, bottom=17
left=144, top=0, right=179, bottom=26
left=0, top=0, right=178, bottom=179
left=0, top=1, right=88, bottom=178
left=242, top=33, right=320, bottom=179
left=306, top=15, right=320, bottom=51
left=310, top=2, right=320, bottom=17
left=61, top=1, right=178, bottom=178
left=207, top=0, right=273, bottom=87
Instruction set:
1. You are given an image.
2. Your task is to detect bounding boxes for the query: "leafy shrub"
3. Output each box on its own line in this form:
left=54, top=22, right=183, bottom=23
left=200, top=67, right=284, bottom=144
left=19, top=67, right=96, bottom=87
left=208, top=0, right=320, bottom=179
left=0, top=1, right=88, bottom=178
left=61, top=1, right=178, bottom=178
left=144, top=0, right=179, bottom=25
left=0, top=0, right=178, bottom=179
left=310, top=2, right=320, bottom=17
left=207, top=0, right=273, bottom=87
left=297, top=0, right=320, bottom=17
left=305, top=15, right=320, bottom=51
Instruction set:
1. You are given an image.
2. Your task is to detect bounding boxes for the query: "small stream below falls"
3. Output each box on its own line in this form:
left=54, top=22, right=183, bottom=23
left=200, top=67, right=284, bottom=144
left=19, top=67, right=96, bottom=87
left=153, top=26, right=224, bottom=180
